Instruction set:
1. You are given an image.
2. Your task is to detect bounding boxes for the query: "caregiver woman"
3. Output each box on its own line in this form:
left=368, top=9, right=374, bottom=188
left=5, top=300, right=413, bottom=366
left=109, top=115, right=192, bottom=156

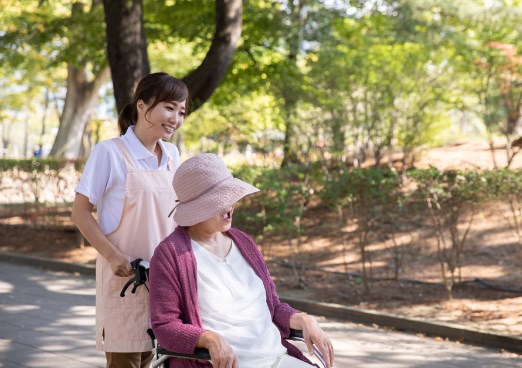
left=71, top=72, right=188, bottom=368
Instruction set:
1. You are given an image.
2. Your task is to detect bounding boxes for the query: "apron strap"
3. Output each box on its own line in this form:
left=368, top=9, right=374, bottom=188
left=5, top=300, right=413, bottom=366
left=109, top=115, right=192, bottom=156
left=112, top=138, right=136, bottom=169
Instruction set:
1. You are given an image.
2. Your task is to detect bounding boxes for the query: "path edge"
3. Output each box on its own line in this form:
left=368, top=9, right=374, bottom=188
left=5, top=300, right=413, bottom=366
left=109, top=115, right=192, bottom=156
left=281, top=297, right=522, bottom=355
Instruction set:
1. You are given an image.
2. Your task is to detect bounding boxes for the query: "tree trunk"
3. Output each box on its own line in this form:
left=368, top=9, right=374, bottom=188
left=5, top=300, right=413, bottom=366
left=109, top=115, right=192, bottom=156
left=281, top=118, right=295, bottom=167
left=103, top=0, right=241, bottom=115
left=23, top=108, right=29, bottom=158
left=49, top=65, right=110, bottom=159
left=0, top=119, right=14, bottom=158
left=0, top=122, right=5, bottom=158
left=103, top=0, right=150, bottom=114
left=40, top=88, right=49, bottom=145
left=183, top=0, right=243, bottom=111
left=280, top=0, right=308, bottom=167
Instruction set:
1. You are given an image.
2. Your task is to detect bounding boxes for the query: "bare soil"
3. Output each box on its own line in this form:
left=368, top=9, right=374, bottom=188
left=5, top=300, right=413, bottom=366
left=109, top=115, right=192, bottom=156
left=1, top=141, right=521, bottom=338
left=263, top=202, right=522, bottom=338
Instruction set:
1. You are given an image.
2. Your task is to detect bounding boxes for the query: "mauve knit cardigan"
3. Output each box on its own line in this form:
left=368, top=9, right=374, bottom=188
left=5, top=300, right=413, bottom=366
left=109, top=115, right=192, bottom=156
left=149, top=226, right=314, bottom=368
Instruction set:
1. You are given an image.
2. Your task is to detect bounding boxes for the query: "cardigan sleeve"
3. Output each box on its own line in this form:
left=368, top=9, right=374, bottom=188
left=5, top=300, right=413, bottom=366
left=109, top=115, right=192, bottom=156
left=149, top=238, right=205, bottom=354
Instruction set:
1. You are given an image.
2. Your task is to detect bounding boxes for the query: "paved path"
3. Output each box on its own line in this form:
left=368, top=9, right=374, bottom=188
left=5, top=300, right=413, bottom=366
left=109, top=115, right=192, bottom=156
left=0, top=262, right=520, bottom=368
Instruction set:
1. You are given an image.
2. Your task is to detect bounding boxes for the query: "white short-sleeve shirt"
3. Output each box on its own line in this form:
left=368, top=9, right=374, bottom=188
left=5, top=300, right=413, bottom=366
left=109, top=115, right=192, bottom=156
left=75, top=126, right=180, bottom=234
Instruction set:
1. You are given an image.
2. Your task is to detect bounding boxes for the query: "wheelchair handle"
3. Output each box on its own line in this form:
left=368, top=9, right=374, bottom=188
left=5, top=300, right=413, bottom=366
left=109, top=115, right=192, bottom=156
left=120, top=258, right=150, bottom=297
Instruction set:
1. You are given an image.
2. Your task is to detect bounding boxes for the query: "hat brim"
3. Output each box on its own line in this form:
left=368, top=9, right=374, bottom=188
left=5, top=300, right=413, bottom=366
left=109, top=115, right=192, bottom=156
left=173, top=178, right=259, bottom=226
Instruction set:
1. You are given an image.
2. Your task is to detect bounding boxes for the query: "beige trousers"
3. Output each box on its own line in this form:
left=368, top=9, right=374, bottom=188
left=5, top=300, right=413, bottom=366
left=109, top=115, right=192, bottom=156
left=272, top=354, right=315, bottom=368
left=105, top=351, right=153, bottom=368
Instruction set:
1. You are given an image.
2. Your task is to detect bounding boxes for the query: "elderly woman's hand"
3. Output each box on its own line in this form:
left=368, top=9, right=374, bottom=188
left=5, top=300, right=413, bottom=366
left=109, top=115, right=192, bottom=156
left=197, top=330, right=238, bottom=368
left=289, top=312, right=334, bottom=368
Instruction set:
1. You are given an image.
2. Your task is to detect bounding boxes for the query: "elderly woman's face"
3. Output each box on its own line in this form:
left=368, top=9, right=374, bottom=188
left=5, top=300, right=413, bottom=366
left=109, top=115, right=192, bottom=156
left=197, top=204, right=236, bottom=233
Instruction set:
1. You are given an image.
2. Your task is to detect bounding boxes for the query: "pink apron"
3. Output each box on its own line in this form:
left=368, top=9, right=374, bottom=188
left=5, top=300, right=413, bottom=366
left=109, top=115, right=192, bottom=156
left=95, top=138, right=177, bottom=352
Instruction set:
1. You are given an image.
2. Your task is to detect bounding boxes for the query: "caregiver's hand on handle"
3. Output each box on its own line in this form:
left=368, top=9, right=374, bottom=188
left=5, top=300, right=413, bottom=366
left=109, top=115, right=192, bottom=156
left=107, top=250, right=133, bottom=277
left=290, top=313, right=334, bottom=368
left=198, top=330, right=238, bottom=368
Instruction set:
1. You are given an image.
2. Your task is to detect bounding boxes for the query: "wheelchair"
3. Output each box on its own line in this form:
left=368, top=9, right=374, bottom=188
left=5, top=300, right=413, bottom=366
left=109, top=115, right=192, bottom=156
left=121, top=259, right=327, bottom=368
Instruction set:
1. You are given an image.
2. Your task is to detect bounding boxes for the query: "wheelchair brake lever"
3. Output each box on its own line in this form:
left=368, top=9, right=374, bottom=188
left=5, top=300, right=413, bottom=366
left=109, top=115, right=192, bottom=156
left=120, top=258, right=150, bottom=297
left=120, top=278, right=134, bottom=297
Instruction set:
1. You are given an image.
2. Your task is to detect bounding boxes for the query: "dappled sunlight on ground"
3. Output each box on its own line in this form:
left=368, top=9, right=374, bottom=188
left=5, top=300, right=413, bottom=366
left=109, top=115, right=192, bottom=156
left=416, top=141, right=522, bottom=170
left=267, top=197, right=522, bottom=337
left=0, top=280, right=13, bottom=293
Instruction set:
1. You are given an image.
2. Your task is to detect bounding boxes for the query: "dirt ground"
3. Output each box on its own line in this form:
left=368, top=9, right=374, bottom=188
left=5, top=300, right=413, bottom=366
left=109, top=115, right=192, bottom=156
left=1, top=141, right=521, bottom=338
left=266, top=203, right=522, bottom=338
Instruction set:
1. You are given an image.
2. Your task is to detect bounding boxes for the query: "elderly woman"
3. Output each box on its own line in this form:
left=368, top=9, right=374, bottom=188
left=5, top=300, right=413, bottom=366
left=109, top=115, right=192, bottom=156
left=149, top=153, right=334, bottom=368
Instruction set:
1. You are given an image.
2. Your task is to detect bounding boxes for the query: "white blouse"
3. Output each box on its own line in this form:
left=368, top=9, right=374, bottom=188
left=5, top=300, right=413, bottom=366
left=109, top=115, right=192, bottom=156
left=75, top=126, right=180, bottom=234
left=192, top=240, right=287, bottom=368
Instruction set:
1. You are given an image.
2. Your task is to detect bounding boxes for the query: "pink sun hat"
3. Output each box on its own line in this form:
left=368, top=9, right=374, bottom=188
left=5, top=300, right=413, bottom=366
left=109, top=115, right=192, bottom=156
left=171, top=153, right=260, bottom=226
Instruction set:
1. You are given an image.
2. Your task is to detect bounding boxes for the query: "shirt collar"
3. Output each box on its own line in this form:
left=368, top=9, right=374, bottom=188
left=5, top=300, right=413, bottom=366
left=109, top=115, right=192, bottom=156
left=122, top=126, right=171, bottom=167
left=156, top=138, right=171, bottom=167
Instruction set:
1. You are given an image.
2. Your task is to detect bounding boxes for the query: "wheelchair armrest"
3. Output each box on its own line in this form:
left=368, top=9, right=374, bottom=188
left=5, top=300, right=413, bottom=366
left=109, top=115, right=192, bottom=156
left=288, top=329, right=327, bottom=368
left=149, top=326, right=211, bottom=368
left=155, top=346, right=211, bottom=361
left=289, top=328, right=304, bottom=339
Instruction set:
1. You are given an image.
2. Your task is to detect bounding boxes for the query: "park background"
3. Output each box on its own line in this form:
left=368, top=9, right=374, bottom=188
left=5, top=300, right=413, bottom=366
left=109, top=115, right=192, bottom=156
left=1, top=0, right=522, bottom=341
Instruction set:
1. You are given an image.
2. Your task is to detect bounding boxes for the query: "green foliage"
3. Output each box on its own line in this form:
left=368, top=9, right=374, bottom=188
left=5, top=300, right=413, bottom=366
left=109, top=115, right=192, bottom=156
left=0, top=158, right=84, bottom=219
left=232, top=164, right=521, bottom=239
left=184, top=92, right=284, bottom=154
left=232, top=163, right=321, bottom=237
left=0, top=158, right=85, bottom=173
left=318, top=167, right=402, bottom=214
left=407, top=168, right=489, bottom=206
left=482, top=168, right=522, bottom=200
left=4, top=0, right=522, bottom=167
left=304, top=3, right=457, bottom=165
left=0, top=1, right=106, bottom=72
left=0, top=0, right=110, bottom=159
left=318, top=166, right=403, bottom=291
left=145, top=0, right=215, bottom=45
left=407, top=167, right=493, bottom=298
